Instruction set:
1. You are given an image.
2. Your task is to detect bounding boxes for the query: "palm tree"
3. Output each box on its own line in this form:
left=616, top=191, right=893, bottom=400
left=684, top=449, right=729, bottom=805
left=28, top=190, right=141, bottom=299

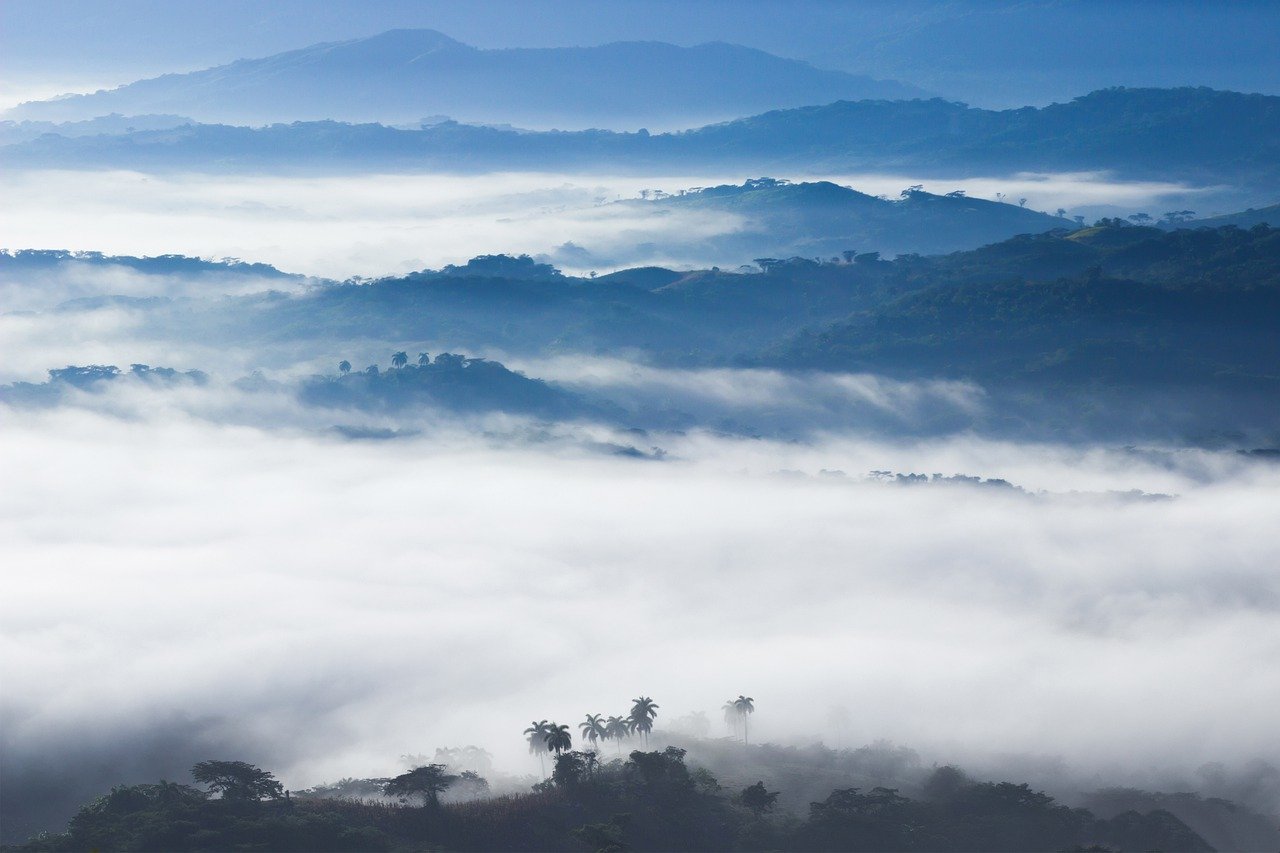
left=418, top=352, right=430, bottom=366
left=604, top=715, right=630, bottom=756
left=391, top=351, right=408, bottom=369
left=545, top=722, right=572, bottom=756
left=722, top=701, right=740, bottom=739
left=629, top=696, right=659, bottom=747
left=523, top=720, right=551, bottom=775
left=733, top=695, right=755, bottom=745
left=338, top=360, right=351, bottom=375
left=580, top=714, right=607, bottom=753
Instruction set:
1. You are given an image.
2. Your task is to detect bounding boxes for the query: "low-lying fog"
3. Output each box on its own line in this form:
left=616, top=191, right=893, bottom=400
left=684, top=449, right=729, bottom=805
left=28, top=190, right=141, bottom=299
left=2, top=167, right=1276, bottom=838
left=0, top=169, right=1218, bottom=279
left=2, top=381, right=1278, bottom=826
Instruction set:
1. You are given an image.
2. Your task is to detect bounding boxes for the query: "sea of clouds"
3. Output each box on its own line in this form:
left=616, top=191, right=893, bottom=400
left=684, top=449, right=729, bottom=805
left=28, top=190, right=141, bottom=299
left=0, top=169, right=1218, bottom=280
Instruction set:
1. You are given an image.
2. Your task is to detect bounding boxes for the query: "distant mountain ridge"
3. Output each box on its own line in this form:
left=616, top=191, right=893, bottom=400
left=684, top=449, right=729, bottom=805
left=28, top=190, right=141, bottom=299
left=2, top=28, right=926, bottom=129
left=6, top=87, right=1275, bottom=196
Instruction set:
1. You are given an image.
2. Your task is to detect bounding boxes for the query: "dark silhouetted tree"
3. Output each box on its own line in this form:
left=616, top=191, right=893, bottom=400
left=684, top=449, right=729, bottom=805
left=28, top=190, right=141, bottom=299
left=629, top=696, right=659, bottom=746
left=739, top=781, right=779, bottom=815
left=604, top=715, right=630, bottom=756
left=190, top=761, right=283, bottom=802
left=338, top=360, right=351, bottom=375
left=580, top=713, right=607, bottom=753
left=733, top=695, right=755, bottom=744
left=524, top=720, right=551, bottom=775
left=391, top=351, right=408, bottom=369
left=383, top=764, right=458, bottom=808
left=545, top=722, right=572, bottom=756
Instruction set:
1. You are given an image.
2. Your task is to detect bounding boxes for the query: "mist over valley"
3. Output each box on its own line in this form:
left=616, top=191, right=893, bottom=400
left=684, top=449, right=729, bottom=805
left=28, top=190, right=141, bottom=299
left=2, top=4, right=1279, bottom=851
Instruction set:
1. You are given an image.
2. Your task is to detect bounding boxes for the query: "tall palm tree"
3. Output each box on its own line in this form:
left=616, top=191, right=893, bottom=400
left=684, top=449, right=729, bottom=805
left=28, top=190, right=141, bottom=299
left=722, top=701, right=740, bottom=739
left=545, top=722, right=572, bottom=756
left=580, top=713, right=607, bottom=753
left=604, top=715, right=630, bottom=756
left=338, top=360, right=351, bottom=375
left=417, top=352, right=430, bottom=366
left=523, top=720, right=551, bottom=775
left=629, top=696, right=659, bottom=747
left=391, top=351, right=408, bottom=369
left=733, top=695, right=756, bottom=745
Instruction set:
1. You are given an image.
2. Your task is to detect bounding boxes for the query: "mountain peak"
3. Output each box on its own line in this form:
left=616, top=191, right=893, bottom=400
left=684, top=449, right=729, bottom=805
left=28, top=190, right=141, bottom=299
left=352, top=28, right=467, bottom=51
left=1, top=31, right=926, bottom=129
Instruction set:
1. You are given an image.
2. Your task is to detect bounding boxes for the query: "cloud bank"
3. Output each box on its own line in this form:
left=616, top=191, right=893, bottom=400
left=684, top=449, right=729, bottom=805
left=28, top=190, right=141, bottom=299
left=3, top=396, right=1277, bottom=836
left=0, top=169, right=1218, bottom=279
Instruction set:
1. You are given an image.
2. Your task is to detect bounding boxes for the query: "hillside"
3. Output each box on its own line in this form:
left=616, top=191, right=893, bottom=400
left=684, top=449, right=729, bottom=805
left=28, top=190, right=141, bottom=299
left=8, top=748, right=1222, bottom=853
left=7, top=88, right=1276, bottom=197
left=1, top=29, right=924, bottom=129
left=626, top=179, right=1071, bottom=261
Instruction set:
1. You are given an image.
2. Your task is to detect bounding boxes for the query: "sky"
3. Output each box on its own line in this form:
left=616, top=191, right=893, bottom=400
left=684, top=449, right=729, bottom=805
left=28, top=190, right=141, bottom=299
left=2, top=0, right=1279, bottom=109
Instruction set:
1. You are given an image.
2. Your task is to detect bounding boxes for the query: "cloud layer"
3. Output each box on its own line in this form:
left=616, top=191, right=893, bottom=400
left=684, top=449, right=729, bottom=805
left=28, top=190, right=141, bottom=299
left=0, top=169, right=1219, bottom=279
left=3, top=396, right=1278, bottom=837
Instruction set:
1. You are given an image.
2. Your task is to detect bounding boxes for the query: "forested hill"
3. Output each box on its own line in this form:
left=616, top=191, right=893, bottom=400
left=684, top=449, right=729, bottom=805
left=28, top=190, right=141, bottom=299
left=0, top=249, right=295, bottom=280
left=5, top=88, right=1277, bottom=191
left=625, top=179, right=1071, bottom=260
left=217, top=225, right=1280, bottom=403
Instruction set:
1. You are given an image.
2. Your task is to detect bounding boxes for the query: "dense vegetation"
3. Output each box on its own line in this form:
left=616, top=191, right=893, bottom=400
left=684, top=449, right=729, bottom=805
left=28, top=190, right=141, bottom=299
left=16, top=223, right=1277, bottom=442
left=238, top=223, right=1280, bottom=393
left=11, top=751, right=1217, bottom=853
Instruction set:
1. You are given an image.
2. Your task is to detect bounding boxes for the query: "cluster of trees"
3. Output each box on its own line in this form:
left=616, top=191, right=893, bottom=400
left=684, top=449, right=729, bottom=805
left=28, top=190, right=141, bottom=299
left=336, top=350, right=462, bottom=376
left=301, top=349, right=583, bottom=419
left=525, top=697, right=663, bottom=774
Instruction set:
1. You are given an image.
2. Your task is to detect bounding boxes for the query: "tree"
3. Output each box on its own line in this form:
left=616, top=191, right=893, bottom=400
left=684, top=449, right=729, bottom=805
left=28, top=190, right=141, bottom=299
left=338, top=360, right=351, bottom=375
left=383, top=764, right=458, bottom=808
left=391, top=351, right=408, bottom=369
left=733, top=695, right=755, bottom=745
left=580, top=713, right=607, bottom=753
left=524, top=720, right=551, bottom=775
left=739, top=781, right=780, bottom=816
left=1128, top=212, right=1153, bottom=226
left=190, top=761, right=283, bottom=802
left=552, top=751, right=588, bottom=788
left=604, top=715, right=630, bottom=756
left=417, top=351, right=430, bottom=366
left=722, top=701, right=741, bottom=738
left=629, top=696, right=659, bottom=747
left=545, top=722, right=573, bottom=755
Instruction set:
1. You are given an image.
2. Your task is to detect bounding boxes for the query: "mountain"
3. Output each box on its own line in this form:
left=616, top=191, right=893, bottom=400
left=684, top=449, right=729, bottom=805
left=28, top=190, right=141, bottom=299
left=7, top=88, right=1276, bottom=196
left=617, top=179, right=1072, bottom=263
left=761, top=223, right=1280, bottom=397
left=1, top=29, right=926, bottom=129
left=13, top=223, right=1279, bottom=442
